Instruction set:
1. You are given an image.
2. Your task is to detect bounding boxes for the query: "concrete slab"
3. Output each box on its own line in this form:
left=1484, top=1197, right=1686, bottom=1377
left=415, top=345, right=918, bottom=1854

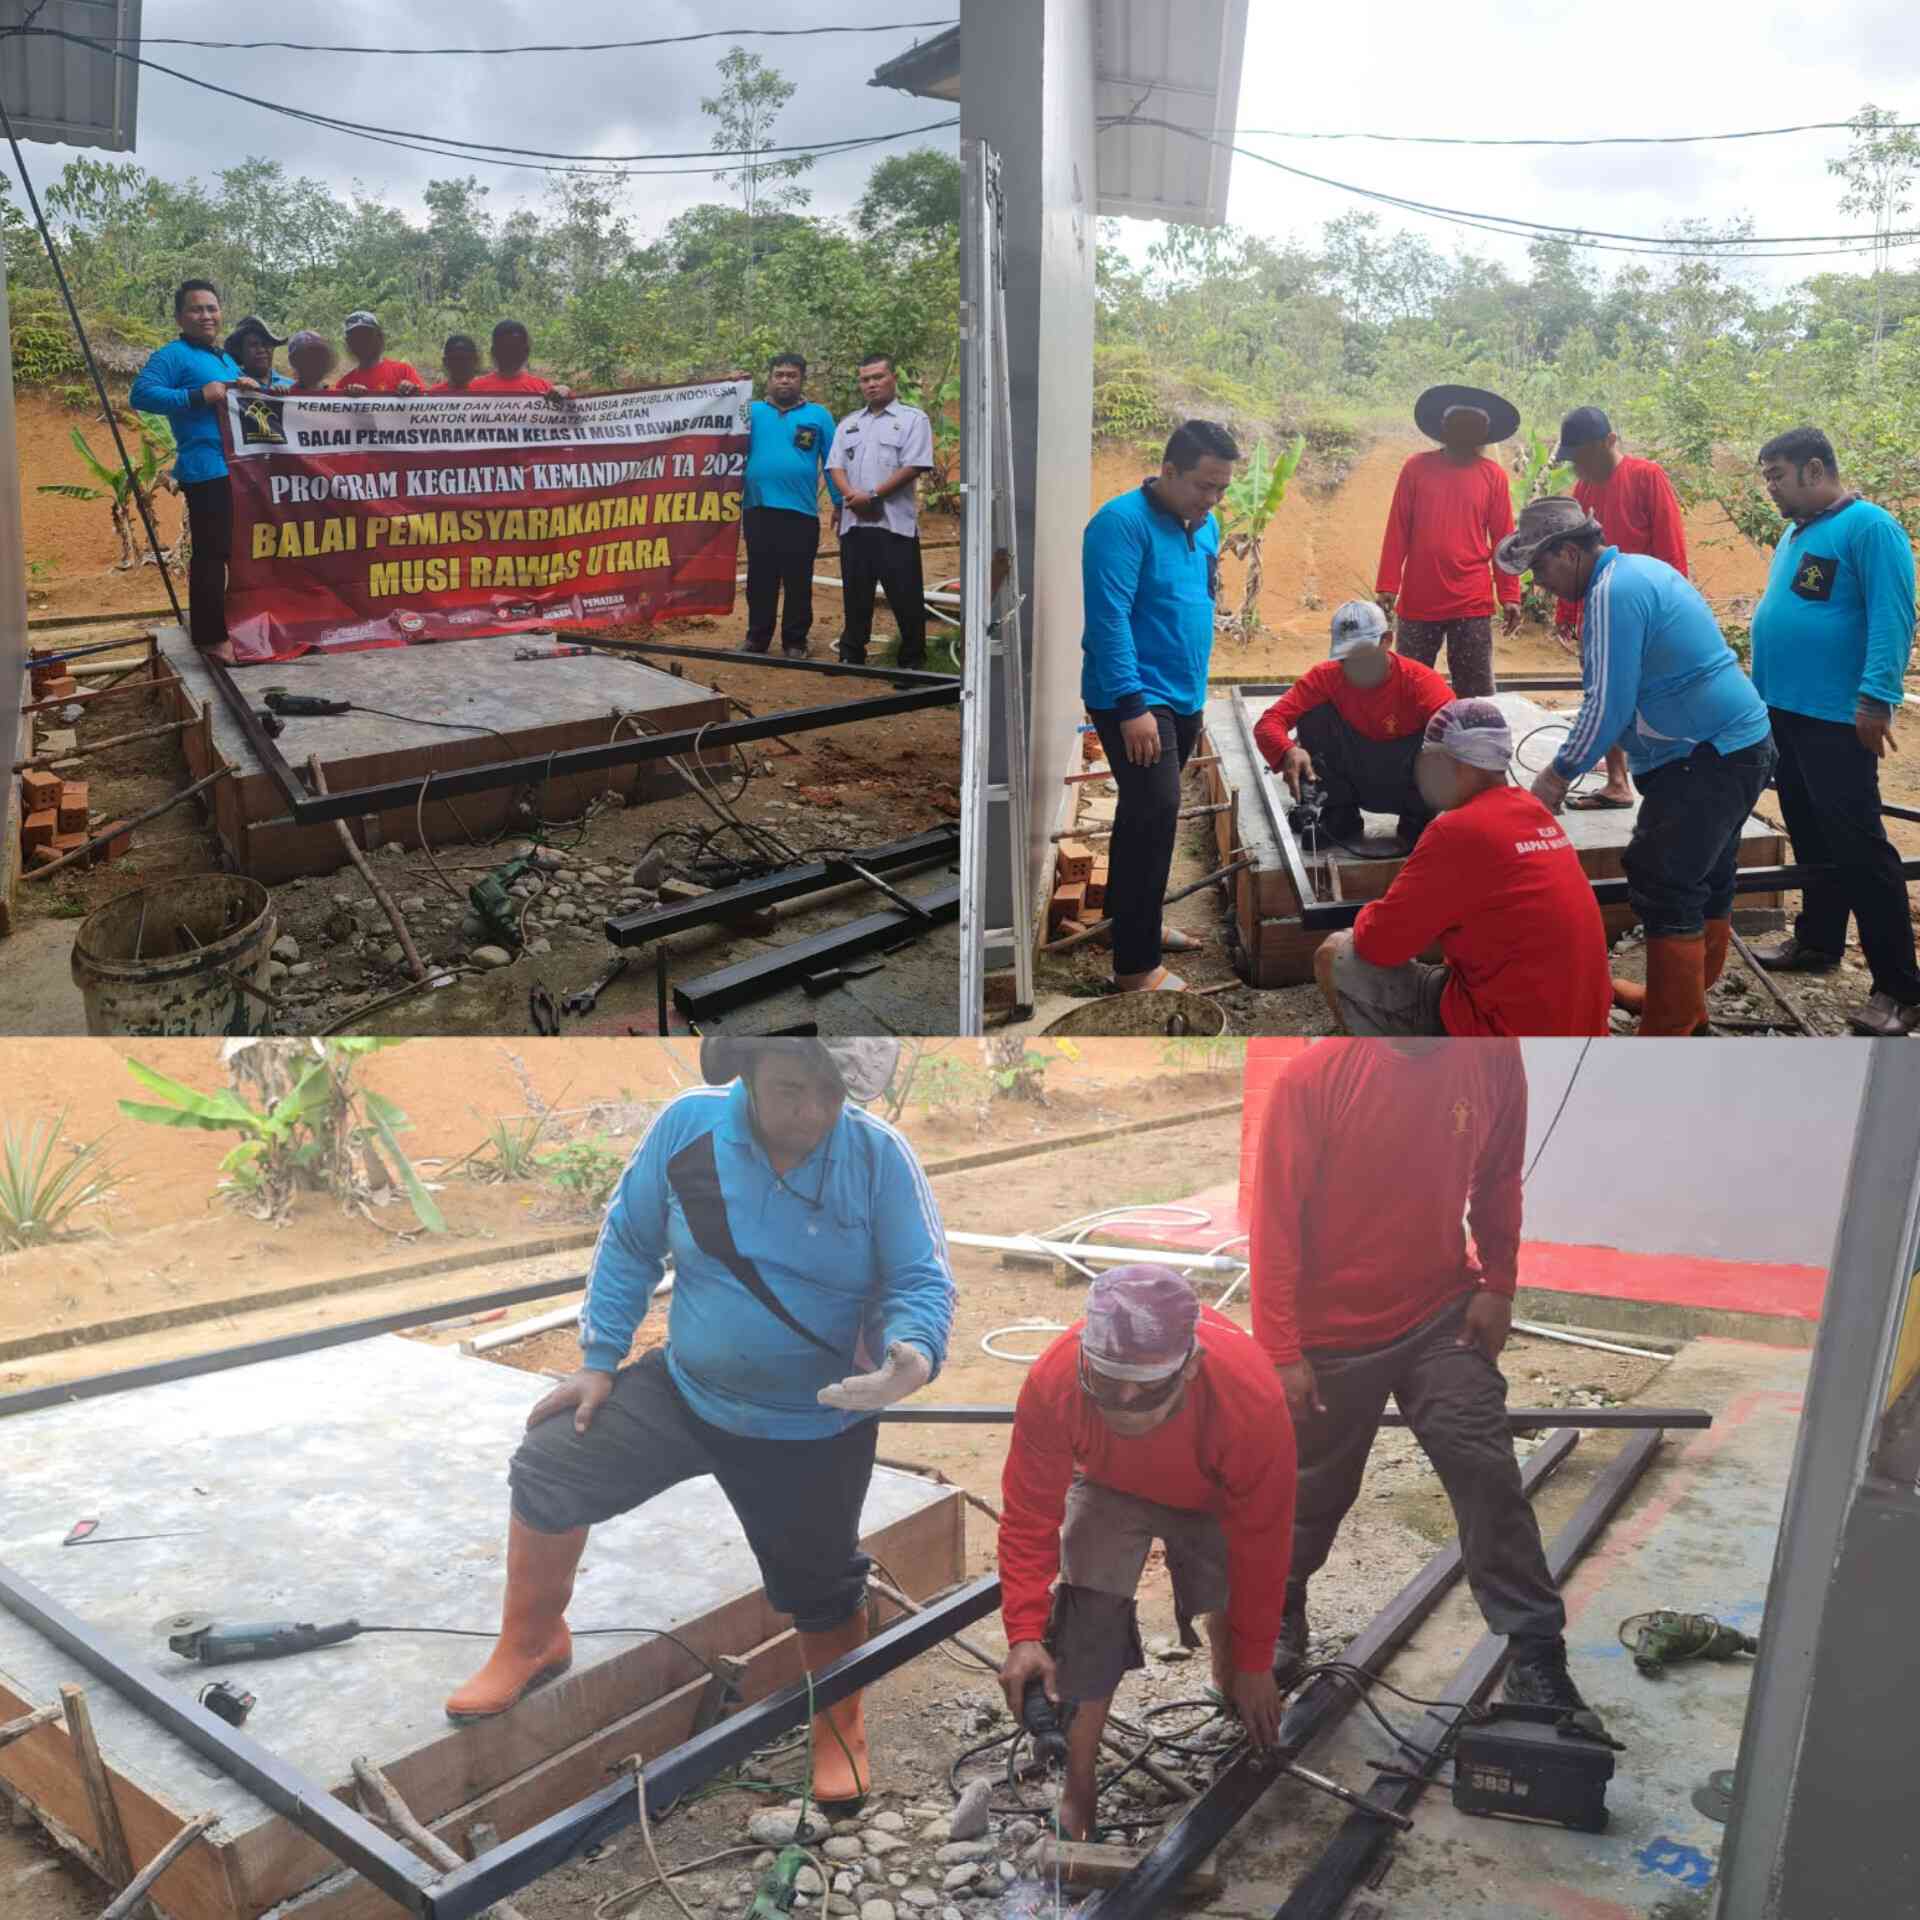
left=1218, top=1336, right=1807, bottom=1918
left=0, top=1335, right=950, bottom=1846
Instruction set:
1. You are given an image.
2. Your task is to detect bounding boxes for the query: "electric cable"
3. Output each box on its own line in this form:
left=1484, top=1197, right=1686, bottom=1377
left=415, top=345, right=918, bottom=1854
left=336, top=703, right=506, bottom=737
left=1523, top=1038, right=1594, bottom=1186
left=352, top=1622, right=726, bottom=1679
left=1232, top=115, right=1920, bottom=150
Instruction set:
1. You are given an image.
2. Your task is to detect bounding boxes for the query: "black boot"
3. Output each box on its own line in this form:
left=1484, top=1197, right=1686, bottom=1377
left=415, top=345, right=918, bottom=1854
left=1394, top=813, right=1431, bottom=850
left=1318, top=806, right=1365, bottom=843
left=1503, top=1637, right=1593, bottom=1716
left=1272, top=1587, right=1310, bottom=1685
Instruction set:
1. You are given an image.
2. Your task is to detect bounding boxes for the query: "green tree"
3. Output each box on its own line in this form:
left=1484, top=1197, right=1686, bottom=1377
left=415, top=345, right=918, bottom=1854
left=1828, top=103, right=1920, bottom=377
left=855, top=149, right=962, bottom=246
left=700, top=48, right=814, bottom=320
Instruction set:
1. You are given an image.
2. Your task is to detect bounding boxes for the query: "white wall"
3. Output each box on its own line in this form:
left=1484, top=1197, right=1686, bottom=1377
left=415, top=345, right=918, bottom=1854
left=1518, top=1040, right=1870, bottom=1266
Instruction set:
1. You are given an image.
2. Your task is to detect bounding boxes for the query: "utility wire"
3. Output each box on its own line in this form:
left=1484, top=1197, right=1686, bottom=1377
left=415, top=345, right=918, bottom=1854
left=1232, top=116, right=1920, bottom=149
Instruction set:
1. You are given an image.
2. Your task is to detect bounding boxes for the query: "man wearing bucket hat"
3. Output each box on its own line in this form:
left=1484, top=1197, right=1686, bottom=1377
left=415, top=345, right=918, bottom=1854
left=1502, top=496, right=1776, bottom=1036
left=1375, top=386, right=1524, bottom=697
left=1249, top=1039, right=1610, bottom=1736
left=1252, top=599, right=1456, bottom=848
left=1312, top=698, right=1611, bottom=1036
left=222, top=316, right=292, bottom=391
left=445, top=1038, right=954, bottom=1816
left=1549, top=408, right=1692, bottom=813
left=997, top=1265, right=1296, bottom=1841
left=334, top=311, right=424, bottom=395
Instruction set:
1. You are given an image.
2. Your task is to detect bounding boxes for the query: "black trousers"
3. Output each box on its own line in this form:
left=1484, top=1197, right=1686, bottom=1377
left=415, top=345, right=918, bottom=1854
left=1289, top=1298, right=1565, bottom=1644
left=1088, top=704, right=1206, bottom=977
left=839, top=526, right=927, bottom=668
left=1625, top=736, right=1777, bottom=937
left=1294, top=703, right=1430, bottom=831
left=508, top=1347, right=876, bottom=1633
left=742, top=506, right=820, bottom=654
left=183, top=476, right=231, bottom=652
left=1769, top=706, right=1920, bottom=1003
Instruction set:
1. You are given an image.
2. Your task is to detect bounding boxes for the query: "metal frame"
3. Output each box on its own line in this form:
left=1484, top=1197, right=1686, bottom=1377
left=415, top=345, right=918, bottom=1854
left=1079, top=1428, right=1583, bottom=1919
left=576, top=634, right=959, bottom=688
left=875, top=1405, right=1710, bottom=1429
left=198, top=647, right=958, bottom=827
left=1229, top=685, right=1316, bottom=913
left=1275, top=1425, right=1666, bottom=1919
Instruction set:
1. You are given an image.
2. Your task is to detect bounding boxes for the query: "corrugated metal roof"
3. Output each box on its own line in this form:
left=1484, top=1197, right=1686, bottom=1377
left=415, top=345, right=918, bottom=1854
left=0, top=0, right=143, bottom=154
left=870, top=25, right=960, bottom=104
left=1095, top=0, right=1247, bottom=226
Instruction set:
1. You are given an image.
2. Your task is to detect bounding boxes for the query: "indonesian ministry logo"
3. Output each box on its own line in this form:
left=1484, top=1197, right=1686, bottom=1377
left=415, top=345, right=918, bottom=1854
left=237, top=394, right=289, bottom=447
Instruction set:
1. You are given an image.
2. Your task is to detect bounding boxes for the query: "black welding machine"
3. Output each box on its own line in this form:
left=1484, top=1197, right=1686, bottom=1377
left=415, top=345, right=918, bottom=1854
left=1452, top=1702, right=1621, bottom=1833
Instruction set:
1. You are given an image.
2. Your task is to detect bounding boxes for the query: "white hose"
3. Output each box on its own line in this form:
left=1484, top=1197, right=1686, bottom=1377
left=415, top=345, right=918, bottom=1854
left=980, top=1318, right=1071, bottom=1364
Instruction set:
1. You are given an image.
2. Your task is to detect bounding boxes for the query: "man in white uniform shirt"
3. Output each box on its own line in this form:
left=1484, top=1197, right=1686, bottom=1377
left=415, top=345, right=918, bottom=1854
left=828, top=353, right=935, bottom=672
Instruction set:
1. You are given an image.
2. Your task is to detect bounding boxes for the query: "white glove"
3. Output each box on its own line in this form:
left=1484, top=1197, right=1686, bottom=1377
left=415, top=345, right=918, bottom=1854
left=1530, top=765, right=1572, bottom=814
left=817, top=1341, right=932, bottom=1412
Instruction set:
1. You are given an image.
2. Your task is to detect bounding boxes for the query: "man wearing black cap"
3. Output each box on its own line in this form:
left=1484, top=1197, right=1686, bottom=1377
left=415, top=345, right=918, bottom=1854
left=1550, top=408, right=1692, bottom=812
left=1376, top=386, right=1524, bottom=697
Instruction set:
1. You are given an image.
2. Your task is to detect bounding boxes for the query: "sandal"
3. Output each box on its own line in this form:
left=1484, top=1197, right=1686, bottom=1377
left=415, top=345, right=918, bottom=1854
left=1160, top=927, right=1204, bottom=953
left=1114, top=968, right=1188, bottom=993
left=1566, top=792, right=1634, bottom=811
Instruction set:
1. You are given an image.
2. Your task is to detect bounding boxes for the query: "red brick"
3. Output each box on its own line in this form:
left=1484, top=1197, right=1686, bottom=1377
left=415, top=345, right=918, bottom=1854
left=28, top=843, right=63, bottom=870
left=35, top=674, right=79, bottom=701
left=57, top=781, right=89, bottom=836
left=20, top=769, right=61, bottom=813
left=1055, top=838, right=1094, bottom=885
left=1084, top=861, right=1109, bottom=913
left=100, top=820, right=133, bottom=860
left=22, top=809, right=57, bottom=854
left=1048, top=882, right=1086, bottom=934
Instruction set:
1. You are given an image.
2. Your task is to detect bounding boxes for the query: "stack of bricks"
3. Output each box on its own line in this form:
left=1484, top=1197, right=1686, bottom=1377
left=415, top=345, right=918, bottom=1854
left=17, top=767, right=134, bottom=875
left=28, top=656, right=80, bottom=704
left=1049, top=836, right=1095, bottom=937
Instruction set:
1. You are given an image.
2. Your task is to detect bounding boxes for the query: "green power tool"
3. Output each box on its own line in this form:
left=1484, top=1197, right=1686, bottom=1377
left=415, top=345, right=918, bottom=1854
left=743, top=1845, right=813, bottom=1917
left=1618, top=1610, right=1760, bottom=1677
left=468, top=851, right=541, bottom=951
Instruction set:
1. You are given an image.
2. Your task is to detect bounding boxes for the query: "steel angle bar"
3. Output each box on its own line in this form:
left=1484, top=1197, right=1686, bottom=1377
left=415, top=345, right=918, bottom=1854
left=568, top=634, right=959, bottom=687
left=0, top=1566, right=435, bottom=1912
left=672, top=883, right=960, bottom=1017
left=1274, top=1425, right=1665, bottom=1919
left=1078, top=1430, right=1582, bottom=1920
left=420, top=1573, right=1003, bottom=1920
left=873, top=1406, right=1711, bottom=1430
left=0, top=1273, right=591, bottom=1421
left=1229, top=687, right=1319, bottom=912
left=603, top=826, right=959, bottom=947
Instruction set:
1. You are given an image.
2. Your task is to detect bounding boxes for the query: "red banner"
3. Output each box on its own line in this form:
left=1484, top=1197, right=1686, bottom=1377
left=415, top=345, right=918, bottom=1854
left=219, top=380, right=750, bottom=664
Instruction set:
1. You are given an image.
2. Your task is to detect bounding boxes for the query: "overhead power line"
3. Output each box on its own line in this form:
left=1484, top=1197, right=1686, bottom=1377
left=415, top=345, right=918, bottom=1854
left=1233, top=115, right=1920, bottom=150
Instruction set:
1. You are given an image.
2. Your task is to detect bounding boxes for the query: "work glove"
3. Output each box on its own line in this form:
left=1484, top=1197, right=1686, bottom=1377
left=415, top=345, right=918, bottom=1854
left=1529, top=765, right=1571, bottom=814
left=818, top=1341, right=932, bottom=1412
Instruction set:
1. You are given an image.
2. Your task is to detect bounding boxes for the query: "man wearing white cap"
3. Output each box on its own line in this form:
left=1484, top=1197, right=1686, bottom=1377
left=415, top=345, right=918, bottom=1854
left=334, top=312, right=424, bottom=396
left=1253, top=600, right=1456, bottom=848
left=1313, top=699, right=1612, bottom=1036
left=998, top=1265, right=1296, bottom=1841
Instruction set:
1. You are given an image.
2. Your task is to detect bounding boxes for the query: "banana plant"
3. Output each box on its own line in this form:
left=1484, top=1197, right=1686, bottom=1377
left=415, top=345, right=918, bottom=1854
left=1218, top=434, right=1306, bottom=642
left=36, top=413, right=178, bottom=571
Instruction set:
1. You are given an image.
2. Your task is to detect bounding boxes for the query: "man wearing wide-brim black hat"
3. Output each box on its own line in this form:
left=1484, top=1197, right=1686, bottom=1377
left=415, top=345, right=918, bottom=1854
left=1375, top=385, right=1523, bottom=697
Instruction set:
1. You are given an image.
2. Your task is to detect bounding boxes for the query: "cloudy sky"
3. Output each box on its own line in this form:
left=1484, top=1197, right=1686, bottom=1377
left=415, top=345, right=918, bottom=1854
left=3, top=3, right=957, bottom=229
left=1167, top=0, right=1920, bottom=295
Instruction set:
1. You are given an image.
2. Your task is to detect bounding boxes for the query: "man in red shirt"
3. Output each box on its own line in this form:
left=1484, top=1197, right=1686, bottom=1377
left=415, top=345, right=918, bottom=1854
left=469, top=320, right=573, bottom=399
left=1377, top=385, right=1524, bottom=696
left=997, top=1265, right=1295, bottom=1841
left=1552, top=408, right=1691, bottom=811
left=1312, top=700, right=1612, bottom=1036
left=1250, top=1040, right=1600, bottom=1728
left=1254, top=600, right=1455, bottom=848
left=430, top=333, right=481, bottom=394
left=334, top=312, right=423, bottom=395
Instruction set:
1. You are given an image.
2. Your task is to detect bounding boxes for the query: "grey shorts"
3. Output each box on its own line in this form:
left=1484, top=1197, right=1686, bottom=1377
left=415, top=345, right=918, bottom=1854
left=1046, top=1478, right=1230, bottom=1701
left=1323, top=930, right=1450, bottom=1036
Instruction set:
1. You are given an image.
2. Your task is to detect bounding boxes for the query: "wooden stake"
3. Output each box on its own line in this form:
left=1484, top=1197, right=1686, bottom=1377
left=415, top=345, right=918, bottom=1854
left=1042, top=854, right=1255, bottom=954
left=97, top=1810, right=218, bottom=1920
left=12, top=715, right=192, bottom=772
left=350, top=1758, right=531, bottom=1920
left=60, top=1687, right=134, bottom=1894
left=309, top=756, right=427, bottom=982
left=0, top=1701, right=61, bottom=1752
left=1064, top=755, right=1220, bottom=786
left=25, top=766, right=232, bottom=882
left=1051, top=803, right=1229, bottom=843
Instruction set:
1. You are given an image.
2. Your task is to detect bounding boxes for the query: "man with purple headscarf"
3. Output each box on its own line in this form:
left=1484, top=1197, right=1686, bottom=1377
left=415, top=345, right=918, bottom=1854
left=997, top=1266, right=1297, bottom=1840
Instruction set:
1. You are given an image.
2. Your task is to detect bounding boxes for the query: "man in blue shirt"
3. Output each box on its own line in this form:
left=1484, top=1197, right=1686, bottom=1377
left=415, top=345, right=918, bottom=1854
left=739, top=353, right=841, bottom=658
left=1505, top=496, right=1776, bottom=1036
left=222, top=316, right=292, bottom=391
left=130, top=279, right=262, bottom=652
left=1745, top=427, right=1920, bottom=1036
left=446, top=1039, right=954, bottom=1815
left=1080, top=419, right=1238, bottom=992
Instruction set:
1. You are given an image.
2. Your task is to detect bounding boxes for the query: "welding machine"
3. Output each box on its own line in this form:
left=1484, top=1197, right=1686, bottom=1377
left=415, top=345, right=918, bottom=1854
left=1452, top=1702, right=1620, bottom=1833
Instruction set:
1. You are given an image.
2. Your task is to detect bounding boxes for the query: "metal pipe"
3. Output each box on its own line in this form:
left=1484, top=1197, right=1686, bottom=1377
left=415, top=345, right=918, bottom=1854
left=869, top=1405, right=1712, bottom=1430
left=944, top=1232, right=1247, bottom=1272
left=570, top=633, right=959, bottom=688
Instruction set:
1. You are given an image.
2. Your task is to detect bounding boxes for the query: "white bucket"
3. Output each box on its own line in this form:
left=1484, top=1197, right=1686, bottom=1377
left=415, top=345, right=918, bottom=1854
left=71, top=876, right=278, bottom=1036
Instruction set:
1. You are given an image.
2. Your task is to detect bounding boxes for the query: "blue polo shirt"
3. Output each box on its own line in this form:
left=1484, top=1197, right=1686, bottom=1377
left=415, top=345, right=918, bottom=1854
left=1081, top=482, right=1221, bottom=719
left=579, top=1080, right=954, bottom=1440
left=128, top=337, right=245, bottom=486
left=1751, top=497, right=1915, bottom=726
left=743, top=399, right=842, bottom=518
left=1552, top=548, right=1772, bottom=781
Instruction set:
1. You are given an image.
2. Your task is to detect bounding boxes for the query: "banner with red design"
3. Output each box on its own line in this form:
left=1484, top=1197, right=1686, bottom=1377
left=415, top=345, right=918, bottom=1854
left=219, top=380, right=749, bottom=664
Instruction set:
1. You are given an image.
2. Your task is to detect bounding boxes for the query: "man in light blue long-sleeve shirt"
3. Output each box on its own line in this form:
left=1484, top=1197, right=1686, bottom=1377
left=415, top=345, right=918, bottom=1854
left=1502, top=497, right=1776, bottom=1036
left=738, top=352, right=842, bottom=658
left=446, top=1039, right=952, bottom=1814
left=1744, top=427, right=1920, bottom=1036
left=1080, top=418, right=1239, bottom=992
left=129, top=279, right=261, bottom=653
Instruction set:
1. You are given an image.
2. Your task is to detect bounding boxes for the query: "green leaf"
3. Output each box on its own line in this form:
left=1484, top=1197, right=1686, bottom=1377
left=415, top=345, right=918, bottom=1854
left=119, top=1059, right=264, bottom=1132
left=36, top=483, right=103, bottom=501
left=362, top=1089, right=445, bottom=1234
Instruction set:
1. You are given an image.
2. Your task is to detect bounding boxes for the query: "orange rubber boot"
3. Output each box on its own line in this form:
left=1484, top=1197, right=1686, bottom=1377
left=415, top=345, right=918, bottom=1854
left=798, top=1608, right=872, bottom=1812
left=1702, top=918, right=1733, bottom=993
left=444, top=1518, right=586, bottom=1722
left=1638, top=933, right=1708, bottom=1036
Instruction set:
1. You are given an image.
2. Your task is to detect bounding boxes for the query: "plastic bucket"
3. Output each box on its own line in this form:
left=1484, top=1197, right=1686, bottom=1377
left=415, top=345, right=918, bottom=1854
left=70, top=876, right=277, bottom=1037
left=1042, top=990, right=1229, bottom=1038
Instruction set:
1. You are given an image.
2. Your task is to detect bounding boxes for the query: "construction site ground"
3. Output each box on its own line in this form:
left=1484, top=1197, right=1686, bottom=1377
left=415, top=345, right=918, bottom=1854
left=1, top=1048, right=1796, bottom=1919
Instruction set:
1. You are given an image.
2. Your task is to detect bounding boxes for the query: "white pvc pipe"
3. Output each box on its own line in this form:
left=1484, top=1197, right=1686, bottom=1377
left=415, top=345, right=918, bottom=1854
left=465, top=1276, right=673, bottom=1354
left=945, top=1231, right=1246, bottom=1273
left=731, top=571, right=963, bottom=608
left=1511, top=1318, right=1672, bottom=1362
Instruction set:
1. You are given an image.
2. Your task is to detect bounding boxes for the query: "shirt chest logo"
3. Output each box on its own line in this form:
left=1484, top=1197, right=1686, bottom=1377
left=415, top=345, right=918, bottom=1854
left=793, top=425, right=818, bottom=452
left=1790, top=554, right=1838, bottom=603
left=1451, top=1099, right=1472, bottom=1136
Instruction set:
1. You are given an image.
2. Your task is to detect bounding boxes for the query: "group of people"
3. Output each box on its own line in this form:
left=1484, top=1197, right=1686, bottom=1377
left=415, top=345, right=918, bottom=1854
left=127, top=276, right=934, bottom=673
left=1081, top=384, right=1919, bottom=1038
left=439, top=1036, right=1590, bottom=1851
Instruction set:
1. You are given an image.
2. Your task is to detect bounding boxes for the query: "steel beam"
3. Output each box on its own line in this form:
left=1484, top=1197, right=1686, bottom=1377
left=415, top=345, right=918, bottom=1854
left=199, top=647, right=959, bottom=826
left=418, top=1573, right=1003, bottom=1920
left=1229, top=686, right=1317, bottom=911
left=604, top=826, right=959, bottom=947
left=0, top=1565, right=436, bottom=1912
left=1273, top=1426, right=1666, bottom=1919
left=559, top=634, right=960, bottom=688
left=873, top=1406, right=1711, bottom=1430
left=672, top=883, right=960, bottom=1017
left=1078, top=1430, right=1582, bottom=1919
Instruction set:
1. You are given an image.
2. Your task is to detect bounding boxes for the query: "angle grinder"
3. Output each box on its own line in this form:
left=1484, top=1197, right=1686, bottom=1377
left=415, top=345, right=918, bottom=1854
left=158, top=1611, right=365, bottom=1665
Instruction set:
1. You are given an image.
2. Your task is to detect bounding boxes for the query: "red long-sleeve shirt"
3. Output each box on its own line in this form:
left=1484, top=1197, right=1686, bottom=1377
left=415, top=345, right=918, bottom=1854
left=1555, top=455, right=1689, bottom=630
left=1351, top=786, right=1612, bottom=1037
left=1252, top=654, right=1455, bottom=766
left=1376, top=452, right=1521, bottom=622
left=998, top=1307, right=1296, bottom=1674
left=1248, top=1038, right=1527, bottom=1365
